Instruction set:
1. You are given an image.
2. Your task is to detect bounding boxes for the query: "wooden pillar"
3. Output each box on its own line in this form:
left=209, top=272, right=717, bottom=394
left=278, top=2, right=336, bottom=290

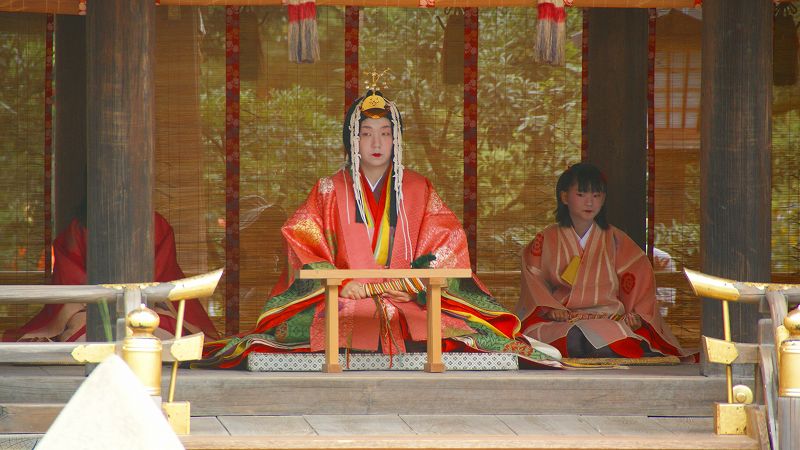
left=700, top=0, right=771, bottom=354
left=86, top=0, right=155, bottom=341
left=585, top=8, right=649, bottom=249
left=54, top=15, right=86, bottom=236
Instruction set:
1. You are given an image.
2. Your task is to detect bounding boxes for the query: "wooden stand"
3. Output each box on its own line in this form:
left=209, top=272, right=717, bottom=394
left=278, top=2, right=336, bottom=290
left=299, top=269, right=472, bottom=373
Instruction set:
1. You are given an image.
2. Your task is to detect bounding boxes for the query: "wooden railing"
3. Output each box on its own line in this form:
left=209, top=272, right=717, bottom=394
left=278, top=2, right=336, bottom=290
left=684, top=269, right=800, bottom=449
left=298, top=268, right=472, bottom=373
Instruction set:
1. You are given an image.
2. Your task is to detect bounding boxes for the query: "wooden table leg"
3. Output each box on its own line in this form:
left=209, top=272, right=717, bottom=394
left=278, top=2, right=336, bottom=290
left=425, top=277, right=446, bottom=373
left=323, top=279, right=342, bottom=373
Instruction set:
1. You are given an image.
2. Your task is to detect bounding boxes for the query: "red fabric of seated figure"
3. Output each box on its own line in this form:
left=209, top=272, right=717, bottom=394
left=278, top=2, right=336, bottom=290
left=3, top=213, right=219, bottom=342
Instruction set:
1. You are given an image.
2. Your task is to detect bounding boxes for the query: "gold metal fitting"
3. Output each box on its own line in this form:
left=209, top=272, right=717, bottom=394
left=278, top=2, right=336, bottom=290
left=122, top=304, right=163, bottom=397
left=163, top=401, right=191, bottom=435
left=779, top=306, right=800, bottom=397
left=714, top=402, right=746, bottom=435
left=732, top=385, right=753, bottom=404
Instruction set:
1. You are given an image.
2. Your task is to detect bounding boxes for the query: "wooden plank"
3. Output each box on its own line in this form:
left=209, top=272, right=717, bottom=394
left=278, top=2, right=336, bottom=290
left=579, top=415, right=673, bottom=436
left=699, top=0, right=771, bottom=359
left=303, top=415, right=414, bottom=436
left=180, top=434, right=758, bottom=449
left=0, top=365, right=723, bottom=417
left=0, top=404, right=62, bottom=433
left=585, top=8, right=649, bottom=249
left=218, top=416, right=316, bottom=436
left=496, top=415, right=600, bottom=435
left=648, top=417, right=713, bottom=434
left=299, top=269, right=472, bottom=280
left=758, top=344, right=778, bottom=448
left=399, top=415, right=514, bottom=435
left=744, top=405, right=770, bottom=450
left=777, top=397, right=800, bottom=450
left=191, top=417, right=231, bottom=436
left=86, top=0, right=155, bottom=340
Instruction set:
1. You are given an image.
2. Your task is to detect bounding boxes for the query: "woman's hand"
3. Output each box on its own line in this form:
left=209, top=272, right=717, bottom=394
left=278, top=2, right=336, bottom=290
left=545, top=309, right=570, bottom=322
left=340, top=281, right=367, bottom=299
left=384, top=289, right=414, bottom=302
left=623, top=313, right=642, bottom=330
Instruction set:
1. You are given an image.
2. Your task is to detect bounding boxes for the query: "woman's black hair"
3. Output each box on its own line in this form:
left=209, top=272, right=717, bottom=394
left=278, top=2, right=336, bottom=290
left=342, top=91, right=403, bottom=163
left=554, top=162, right=609, bottom=229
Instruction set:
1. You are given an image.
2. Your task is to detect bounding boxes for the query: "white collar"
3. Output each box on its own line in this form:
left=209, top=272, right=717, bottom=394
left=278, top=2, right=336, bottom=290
left=574, top=223, right=594, bottom=249
left=365, top=172, right=385, bottom=192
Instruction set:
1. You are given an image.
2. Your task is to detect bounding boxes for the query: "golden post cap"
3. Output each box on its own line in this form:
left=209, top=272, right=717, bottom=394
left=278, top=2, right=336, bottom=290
left=784, top=305, right=800, bottom=337
left=127, top=303, right=160, bottom=335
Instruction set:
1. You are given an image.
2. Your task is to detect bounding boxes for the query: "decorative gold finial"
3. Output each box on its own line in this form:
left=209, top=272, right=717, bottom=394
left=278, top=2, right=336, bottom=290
left=785, top=305, right=800, bottom=337
left=779, top=305, right=800, bottom=397
left=359, top=69, right=392, bottom=119
left=363, top=68, right=390, bottom=93
left=123, top=304, right=163, bottom=397
left=127, top=303, right=160, bottom=335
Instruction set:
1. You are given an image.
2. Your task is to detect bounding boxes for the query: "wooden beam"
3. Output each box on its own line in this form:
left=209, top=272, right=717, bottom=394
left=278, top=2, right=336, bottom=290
left=0, top=403, right=62, bottom=433
left=86, top=0, right=155, bottom=341
left=585, top=8, right=649, bottom=249
left=179, top=434, right=759, bottom=450
left=0, top=0, right=697, bottom=14
left=700, top=0, right=771, bottom=361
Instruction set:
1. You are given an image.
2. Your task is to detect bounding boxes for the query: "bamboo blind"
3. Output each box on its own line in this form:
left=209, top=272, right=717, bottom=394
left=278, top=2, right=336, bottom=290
left=475, top=7, right=582, bottom=313
left=0, top=12, right=47, bottom=330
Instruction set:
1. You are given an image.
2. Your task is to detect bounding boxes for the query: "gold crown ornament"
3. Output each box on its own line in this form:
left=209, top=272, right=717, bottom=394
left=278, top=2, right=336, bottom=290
left=361, top=69, right=391, bottom=118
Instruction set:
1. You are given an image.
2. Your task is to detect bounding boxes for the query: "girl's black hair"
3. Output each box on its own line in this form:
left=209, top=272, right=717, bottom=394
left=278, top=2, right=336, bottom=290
left=554, top=162, right=609, bottom=229
left=342, top=91, right=403, bottom=163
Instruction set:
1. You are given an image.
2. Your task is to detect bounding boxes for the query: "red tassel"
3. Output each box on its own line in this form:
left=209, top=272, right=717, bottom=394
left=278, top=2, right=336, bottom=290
left=288, top=0, right=320, bottom=63
left=534, top=0, right=567, bottom=66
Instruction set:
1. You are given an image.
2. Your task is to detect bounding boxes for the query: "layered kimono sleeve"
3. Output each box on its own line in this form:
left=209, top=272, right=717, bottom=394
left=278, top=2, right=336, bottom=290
left=613, top=230, right=659, bottom=320
left=517, top=231, right=567, bottom=324
left=612, top=229, right=688, bottom=357
left=282, top=179, right=337, bottom=270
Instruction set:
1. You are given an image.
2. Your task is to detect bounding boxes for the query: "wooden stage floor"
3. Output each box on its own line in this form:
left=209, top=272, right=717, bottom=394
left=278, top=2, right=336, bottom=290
left=0, top=363, right=761, bottom=449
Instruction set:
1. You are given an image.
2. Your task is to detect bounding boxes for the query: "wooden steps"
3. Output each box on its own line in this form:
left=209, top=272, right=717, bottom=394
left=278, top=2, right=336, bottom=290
left=0, top=363, right=760, bottom=449
left=0, top=364, right=726, bottom=417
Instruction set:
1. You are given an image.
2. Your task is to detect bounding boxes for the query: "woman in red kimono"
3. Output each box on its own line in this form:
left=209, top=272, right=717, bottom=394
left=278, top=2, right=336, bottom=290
left=3, top=212, right=219, bottom=342
left=199, top=87, right=560, bottom=368
left=516, top=163, right=689, bottom=359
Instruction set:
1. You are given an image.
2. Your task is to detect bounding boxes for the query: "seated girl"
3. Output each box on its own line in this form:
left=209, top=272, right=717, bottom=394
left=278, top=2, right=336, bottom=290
left=515, top=163, right=689, bottom=359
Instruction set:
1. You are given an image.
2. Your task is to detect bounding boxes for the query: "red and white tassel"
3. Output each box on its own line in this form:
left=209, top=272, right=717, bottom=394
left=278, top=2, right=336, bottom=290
left=534, top=0, right=567, bottom=66
left=287, top=0, right=320, bottom=64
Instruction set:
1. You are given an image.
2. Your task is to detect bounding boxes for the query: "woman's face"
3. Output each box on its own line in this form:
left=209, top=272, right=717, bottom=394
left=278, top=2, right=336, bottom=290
left=560, top=183, right=605, bottom=225
left=358, top=117, right=393, bottom=173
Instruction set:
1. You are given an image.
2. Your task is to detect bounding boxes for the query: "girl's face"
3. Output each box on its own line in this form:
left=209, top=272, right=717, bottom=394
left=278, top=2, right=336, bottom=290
left=358, top=117, right=393, bottom=173
left=560, top=183, right=605, bottom=225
